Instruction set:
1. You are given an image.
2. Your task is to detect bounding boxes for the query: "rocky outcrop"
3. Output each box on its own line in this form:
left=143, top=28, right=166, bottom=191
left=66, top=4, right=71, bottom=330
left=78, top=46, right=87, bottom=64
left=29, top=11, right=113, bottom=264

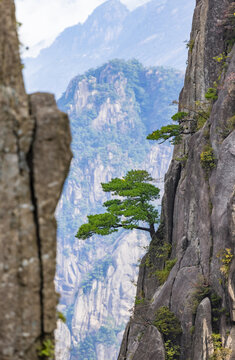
left=118, top=0, right=235, bottom=359
left=0, top=1, right=72, bottom=359
left=192, top=298, right=213, bottom=360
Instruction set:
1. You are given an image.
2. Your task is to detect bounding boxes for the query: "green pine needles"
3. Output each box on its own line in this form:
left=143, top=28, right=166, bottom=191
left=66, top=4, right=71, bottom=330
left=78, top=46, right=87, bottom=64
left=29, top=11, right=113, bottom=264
left=147, top=111, right=195, bottom=144
left=147, top=96, right=212, bottom=145
left=76, top=170, right=160, bottom=240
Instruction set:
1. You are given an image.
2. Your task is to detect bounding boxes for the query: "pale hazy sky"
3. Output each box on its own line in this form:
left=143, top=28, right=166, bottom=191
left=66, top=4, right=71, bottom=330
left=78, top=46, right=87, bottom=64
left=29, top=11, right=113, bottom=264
left=15, top=0, right=150, bottom=57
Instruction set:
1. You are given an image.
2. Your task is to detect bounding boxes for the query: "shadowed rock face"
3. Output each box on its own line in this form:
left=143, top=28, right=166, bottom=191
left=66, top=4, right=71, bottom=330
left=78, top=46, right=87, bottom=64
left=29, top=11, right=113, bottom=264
left=118, top=0, right=235, bottom=359
left=0, top=1, right=72, bottom=359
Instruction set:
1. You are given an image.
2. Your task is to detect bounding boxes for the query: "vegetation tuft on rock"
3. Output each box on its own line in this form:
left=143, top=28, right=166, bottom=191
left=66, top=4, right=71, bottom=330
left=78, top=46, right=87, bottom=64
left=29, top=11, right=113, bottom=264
left=153, top=306, right=182, bottom=360
left=38, top=339, right=54, bottom=360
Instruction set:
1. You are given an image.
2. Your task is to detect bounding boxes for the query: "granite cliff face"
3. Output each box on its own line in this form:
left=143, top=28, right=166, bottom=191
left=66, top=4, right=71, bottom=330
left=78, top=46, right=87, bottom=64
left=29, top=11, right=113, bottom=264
left=118, top=0, right=235, bottom=359
left=0, top=1, right=72, bottom=359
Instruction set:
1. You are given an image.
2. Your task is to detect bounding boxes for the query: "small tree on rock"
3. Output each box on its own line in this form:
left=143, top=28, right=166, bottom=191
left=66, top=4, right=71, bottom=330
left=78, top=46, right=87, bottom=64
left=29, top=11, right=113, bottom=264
left=76, top=170, right=160, bottom=240
left=147, top=111, right=195, bottom=144
left=147, top=100, right=211, bottom=144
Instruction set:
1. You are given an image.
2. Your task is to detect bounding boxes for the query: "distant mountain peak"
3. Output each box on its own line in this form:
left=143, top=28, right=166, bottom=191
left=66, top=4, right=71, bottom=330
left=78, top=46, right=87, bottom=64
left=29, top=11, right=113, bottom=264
left=90, top=0, right=129, bottom=14
left=23, top=0, right=194, bottom=97
left=103, top=0, right=127, bottom=7
left=84, top=0, right=129, bottom=29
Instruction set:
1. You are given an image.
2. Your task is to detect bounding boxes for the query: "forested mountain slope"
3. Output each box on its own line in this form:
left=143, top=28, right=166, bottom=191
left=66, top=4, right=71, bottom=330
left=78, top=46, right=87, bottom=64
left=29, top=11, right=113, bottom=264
left=55, top=59, right=184, bottom=360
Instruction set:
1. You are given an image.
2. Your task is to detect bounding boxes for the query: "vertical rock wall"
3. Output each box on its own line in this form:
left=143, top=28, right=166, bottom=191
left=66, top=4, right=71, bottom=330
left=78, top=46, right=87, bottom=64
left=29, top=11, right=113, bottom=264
left=118, top=0, right=235, bottom=359
left=0, top=1, right=72, bottom=359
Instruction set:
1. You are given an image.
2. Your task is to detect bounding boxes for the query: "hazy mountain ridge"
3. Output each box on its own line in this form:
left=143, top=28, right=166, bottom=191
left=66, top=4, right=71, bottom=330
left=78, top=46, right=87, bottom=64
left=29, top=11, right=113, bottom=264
left=23, top=0, right=194, bottom=97
left=55, top=59, right=184, bottom=359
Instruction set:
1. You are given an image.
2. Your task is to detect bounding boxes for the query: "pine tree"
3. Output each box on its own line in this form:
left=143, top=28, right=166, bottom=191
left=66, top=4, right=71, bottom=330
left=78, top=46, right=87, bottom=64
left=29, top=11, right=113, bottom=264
left=76, top=170, right=160, bottom=240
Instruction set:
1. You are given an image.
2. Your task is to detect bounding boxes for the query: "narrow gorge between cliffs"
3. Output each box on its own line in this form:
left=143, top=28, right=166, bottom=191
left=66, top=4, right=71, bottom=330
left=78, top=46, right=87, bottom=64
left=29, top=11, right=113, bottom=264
left=1, top=0, right=234, bottom=359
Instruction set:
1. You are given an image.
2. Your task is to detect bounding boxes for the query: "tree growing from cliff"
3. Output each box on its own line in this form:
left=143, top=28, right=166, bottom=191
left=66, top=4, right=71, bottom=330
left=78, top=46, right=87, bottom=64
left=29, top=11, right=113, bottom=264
left=76, top=170, right=160, bottom=240
left=147, top=111, right=196, bottom=144
left=147, top=101, right=210, bottom=144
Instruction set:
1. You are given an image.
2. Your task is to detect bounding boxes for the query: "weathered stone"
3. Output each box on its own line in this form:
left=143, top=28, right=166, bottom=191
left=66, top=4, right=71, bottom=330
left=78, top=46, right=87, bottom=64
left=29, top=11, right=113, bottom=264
left=29, top=92, right=72, bottom=334
left=192, top=297, right=213, bottom=360
left=228, top=189, right=235, bottom=321
left=228, top=326, right=235, bottom=360
left=119, top=323, right=165, bottom=360
left=0, top=1, right=72, bottom=359
left=132, top=326, right=165, bottom=360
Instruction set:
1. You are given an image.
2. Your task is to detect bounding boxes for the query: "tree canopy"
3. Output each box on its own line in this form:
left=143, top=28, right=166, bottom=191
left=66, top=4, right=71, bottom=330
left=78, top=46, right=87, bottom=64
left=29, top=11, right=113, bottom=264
left=76, top=170, right=160, bottom=240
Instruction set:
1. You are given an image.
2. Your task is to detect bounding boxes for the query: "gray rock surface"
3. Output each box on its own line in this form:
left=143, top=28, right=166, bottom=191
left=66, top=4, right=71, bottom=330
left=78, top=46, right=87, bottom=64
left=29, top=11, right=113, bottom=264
left=118, top=0, right=235, bottom=359
left=132, top=326, right=165, bottom=360
left=119, top=323, right=165, bottom=360
left=192, top=297, right=213, bottom=360
left=0, top=1, right=72, bottom=359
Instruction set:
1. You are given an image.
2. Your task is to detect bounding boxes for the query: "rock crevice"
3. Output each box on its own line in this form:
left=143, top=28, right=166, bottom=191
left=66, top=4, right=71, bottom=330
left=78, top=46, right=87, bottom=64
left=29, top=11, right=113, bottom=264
left=26, top=113, right=45, bottom=336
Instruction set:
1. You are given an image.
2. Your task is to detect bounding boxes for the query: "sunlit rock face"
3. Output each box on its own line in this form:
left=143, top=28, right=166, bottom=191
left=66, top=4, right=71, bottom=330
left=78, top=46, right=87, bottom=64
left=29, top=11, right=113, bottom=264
left=55, top=59, right=183, bottom=359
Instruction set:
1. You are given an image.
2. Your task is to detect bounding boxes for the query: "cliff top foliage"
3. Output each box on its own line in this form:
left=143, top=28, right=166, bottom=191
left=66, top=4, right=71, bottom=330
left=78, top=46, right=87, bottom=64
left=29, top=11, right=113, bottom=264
left=76, top=170, right=160, bottom=240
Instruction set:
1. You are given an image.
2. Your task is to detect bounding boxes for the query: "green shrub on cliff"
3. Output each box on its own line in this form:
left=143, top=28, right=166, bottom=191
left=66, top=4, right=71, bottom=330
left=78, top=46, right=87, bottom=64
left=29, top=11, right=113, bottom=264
left=205, top=87, right=218, bottom=101
left=38, top=339, right=54, bottom=360
left=217, top=248, right=233, bottom=280
left=153, top=306, right=182, bottom=339
left=165, top=340, right=181, bottom=360
left=210, top=333, right=231, bottom=360
left=153, top=306, right=182, bottom=360
left=155, top=258, right=177, bottom=285
left=200, top=145, right=216, bottom=172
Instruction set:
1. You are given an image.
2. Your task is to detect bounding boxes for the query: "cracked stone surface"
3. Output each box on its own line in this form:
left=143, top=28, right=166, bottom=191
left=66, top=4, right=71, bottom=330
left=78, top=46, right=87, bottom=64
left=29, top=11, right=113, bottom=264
left=0, top=1, right=72, bottom=359
left=118, top=0, right=235, bottom=358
